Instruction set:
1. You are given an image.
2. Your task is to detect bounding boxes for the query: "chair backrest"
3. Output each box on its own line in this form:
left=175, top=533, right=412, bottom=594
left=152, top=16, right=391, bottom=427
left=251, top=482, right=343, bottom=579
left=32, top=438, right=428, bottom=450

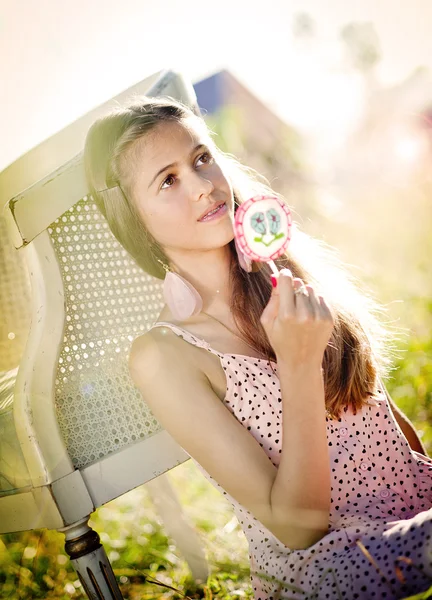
left=1, top=70, right=200, bottom=496
left=0, top=202, right=33, bottom=492
left=0, top=205, right=33, bottom=371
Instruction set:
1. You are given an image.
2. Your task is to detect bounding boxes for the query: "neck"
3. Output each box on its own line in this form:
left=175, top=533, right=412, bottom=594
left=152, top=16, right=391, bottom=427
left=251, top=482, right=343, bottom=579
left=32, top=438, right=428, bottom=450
left=167, top=243, right=233, bottom=313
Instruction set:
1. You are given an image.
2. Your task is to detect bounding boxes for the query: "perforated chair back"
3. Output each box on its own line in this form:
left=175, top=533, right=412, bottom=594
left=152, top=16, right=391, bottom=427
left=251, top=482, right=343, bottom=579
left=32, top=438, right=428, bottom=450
left=0, top=69, right=202, bottom=527
left=0, top=213, right=32, bottom=493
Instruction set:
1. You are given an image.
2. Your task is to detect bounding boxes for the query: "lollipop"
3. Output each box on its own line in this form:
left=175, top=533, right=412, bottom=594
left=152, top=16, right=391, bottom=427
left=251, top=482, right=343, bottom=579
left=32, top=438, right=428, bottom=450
left=234, top=194, right=292, bottom=279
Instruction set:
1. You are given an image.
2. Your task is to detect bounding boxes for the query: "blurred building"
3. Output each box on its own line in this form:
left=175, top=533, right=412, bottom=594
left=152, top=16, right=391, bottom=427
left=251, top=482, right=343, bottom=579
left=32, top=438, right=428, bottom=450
left=194, top=69, right=297, bottom=153
left=193, top=69, right=312, bottom=207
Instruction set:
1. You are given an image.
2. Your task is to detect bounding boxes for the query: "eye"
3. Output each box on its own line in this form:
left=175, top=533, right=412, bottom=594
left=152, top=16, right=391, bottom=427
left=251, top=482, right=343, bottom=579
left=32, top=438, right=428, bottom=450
left=196, top=151, right=214, bottom=166
left=159, top=152, right=214, bottom=190
left=160, top=174, right=176, bottom=190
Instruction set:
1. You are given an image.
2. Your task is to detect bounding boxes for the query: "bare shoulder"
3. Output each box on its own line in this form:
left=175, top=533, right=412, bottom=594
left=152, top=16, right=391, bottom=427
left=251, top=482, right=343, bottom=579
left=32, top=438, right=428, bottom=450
left=129, top=325, right=197, bottom=379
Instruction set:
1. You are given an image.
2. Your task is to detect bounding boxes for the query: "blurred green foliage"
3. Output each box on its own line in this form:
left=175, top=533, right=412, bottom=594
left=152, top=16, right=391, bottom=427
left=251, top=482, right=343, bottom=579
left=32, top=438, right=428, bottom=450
left=386, top=319, right=432, bottom=456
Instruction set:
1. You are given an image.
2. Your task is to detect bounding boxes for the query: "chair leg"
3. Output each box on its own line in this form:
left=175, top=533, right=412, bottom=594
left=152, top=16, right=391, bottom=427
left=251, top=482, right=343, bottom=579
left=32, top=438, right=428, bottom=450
left=62, top=519, right=124, bottom=600
left=145, top=472, right=209, bottom=583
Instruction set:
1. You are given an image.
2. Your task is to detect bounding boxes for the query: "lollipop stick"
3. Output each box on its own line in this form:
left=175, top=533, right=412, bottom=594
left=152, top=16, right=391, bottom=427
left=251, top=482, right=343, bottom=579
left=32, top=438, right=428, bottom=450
left=268, top=260, right=279, bottom=276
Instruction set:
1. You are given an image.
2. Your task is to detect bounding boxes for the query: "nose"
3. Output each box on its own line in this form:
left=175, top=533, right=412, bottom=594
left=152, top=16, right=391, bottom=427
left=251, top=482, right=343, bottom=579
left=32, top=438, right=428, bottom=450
left=189, top=170, right=214, bottom=200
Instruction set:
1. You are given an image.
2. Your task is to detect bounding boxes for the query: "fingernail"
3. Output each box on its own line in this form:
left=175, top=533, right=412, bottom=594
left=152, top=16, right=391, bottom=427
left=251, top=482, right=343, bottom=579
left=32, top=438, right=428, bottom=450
left=271, top=275, right=278, bottom=288
left=280, top=268, right=292, bottom=276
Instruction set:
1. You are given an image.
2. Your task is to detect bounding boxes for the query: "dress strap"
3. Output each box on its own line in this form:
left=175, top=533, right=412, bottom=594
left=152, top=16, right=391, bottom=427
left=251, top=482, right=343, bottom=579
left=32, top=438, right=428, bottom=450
left=149, top=321, right=224, bottom=358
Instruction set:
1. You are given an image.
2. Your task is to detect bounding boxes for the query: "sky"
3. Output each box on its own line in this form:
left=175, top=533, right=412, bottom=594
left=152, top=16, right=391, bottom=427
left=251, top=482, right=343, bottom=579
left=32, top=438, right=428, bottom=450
left=1, top=0, right=432, bottom=173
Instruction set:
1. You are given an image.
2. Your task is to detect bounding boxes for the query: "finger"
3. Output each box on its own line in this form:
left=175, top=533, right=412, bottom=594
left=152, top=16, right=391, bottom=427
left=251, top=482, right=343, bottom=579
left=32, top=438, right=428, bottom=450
left=292, top=278, right=311, bottom=306
left=260, top=275, right=280, bottom=325
left=318, top=295, right=334, bottom=322
left=277, top=268, right=295, bottom=318
left=294, top=284, right=315, bottom=319
left=292, top=278, right=304, bottom=291
left=304, top=284, right=321, bottom=318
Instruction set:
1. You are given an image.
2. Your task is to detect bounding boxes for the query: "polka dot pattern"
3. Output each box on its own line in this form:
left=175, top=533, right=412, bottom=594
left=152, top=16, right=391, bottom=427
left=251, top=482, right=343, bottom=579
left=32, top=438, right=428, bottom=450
left=151, top=322, right=432, bottom=599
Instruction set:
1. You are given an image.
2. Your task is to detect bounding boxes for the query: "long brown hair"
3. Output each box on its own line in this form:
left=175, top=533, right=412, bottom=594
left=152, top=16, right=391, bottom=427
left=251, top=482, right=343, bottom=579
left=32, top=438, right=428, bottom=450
left=83, top=95, right=402, bottom=419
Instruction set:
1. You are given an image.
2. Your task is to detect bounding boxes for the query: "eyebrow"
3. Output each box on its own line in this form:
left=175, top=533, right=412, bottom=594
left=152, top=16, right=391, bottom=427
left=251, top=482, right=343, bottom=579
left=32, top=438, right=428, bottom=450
left=148, top=143, right=208, bottom=189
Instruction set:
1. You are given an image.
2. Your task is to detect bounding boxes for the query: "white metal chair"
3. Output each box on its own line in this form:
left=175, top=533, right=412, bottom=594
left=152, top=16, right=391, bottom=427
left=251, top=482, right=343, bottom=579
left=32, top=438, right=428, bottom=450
left=0, top=69, right=209, bottom=599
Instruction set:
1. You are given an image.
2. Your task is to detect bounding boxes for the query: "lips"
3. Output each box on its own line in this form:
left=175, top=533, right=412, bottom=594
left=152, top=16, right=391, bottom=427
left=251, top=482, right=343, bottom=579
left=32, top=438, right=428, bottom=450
left=198, top=202, right=225, bottom=221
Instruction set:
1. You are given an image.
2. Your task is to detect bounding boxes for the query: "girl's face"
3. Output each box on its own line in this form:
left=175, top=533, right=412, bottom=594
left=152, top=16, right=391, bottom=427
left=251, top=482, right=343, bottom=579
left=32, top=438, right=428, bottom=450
left=128, top=118, right=235, bottom=258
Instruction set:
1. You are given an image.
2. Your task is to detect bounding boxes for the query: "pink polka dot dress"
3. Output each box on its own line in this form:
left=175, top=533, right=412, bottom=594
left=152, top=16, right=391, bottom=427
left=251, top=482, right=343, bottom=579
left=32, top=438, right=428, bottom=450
left=151, top=322, right=432, bottom=599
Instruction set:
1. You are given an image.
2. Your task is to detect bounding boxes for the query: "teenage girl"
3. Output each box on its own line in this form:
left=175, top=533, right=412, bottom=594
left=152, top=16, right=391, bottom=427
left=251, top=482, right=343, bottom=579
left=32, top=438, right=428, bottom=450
left=83, top=96, right=432, bottom=599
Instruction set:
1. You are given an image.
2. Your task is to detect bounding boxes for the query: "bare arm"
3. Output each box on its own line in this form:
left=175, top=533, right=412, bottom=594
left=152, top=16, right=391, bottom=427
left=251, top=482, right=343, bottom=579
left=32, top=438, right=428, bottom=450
left=270, top=361, right=331, bottom=549
left=129, top=329, right=329, bottom=551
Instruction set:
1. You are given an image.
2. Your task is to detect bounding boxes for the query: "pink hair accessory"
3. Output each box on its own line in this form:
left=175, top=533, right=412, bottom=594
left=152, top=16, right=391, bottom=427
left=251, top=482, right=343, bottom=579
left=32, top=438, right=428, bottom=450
left=234, top=194, right=292, bottom=280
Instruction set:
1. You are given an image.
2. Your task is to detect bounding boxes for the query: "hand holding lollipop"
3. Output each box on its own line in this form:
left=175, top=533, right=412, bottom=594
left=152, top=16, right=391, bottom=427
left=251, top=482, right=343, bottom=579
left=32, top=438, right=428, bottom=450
left=234, top=194, right=334, bottom=367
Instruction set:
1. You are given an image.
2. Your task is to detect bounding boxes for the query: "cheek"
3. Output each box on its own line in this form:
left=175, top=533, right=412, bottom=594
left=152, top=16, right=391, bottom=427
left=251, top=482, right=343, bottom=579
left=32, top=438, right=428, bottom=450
left=143, top=203, right=191, bottom=245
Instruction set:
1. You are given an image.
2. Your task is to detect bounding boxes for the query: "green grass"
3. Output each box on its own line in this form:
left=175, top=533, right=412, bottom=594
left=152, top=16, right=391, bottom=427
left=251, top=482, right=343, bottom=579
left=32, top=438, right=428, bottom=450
left=1, top=455, right=432, bottom=599
left=0, top=460, right=255, bottom=599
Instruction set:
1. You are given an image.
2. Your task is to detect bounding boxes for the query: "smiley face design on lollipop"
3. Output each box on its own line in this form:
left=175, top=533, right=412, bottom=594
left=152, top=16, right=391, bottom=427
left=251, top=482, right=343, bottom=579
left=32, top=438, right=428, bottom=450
left=234, top=195, right=292, bottom=272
